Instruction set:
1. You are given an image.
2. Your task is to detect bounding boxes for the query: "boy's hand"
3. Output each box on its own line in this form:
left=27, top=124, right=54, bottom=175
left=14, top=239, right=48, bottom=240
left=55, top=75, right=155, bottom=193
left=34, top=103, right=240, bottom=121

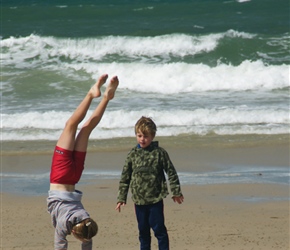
left=115, top=202, right=126, bottom=212
left=172, top=195, right=184, bottom=204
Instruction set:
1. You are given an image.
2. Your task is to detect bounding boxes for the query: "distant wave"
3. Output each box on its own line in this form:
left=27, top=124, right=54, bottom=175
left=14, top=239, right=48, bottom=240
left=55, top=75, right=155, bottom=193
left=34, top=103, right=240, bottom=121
left=1, top=30, right=254, bottom=56
left=1, top=31, right=288, bottom=66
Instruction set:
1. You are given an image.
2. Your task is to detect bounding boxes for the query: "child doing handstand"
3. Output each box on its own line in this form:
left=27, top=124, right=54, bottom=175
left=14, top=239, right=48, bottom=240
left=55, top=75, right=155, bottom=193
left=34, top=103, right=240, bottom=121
left=47, top=74, right=119, bottom=250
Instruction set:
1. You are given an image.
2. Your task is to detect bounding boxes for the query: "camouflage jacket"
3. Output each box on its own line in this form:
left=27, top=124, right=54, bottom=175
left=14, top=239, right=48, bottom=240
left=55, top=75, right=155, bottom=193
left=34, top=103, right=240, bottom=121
left=117, top=141, right=182, bottom=205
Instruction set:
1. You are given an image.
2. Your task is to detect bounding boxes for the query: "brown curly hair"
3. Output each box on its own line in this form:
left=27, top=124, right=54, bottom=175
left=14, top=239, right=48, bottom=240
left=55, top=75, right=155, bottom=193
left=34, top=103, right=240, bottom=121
left=72, top=218, right=98, bottom=241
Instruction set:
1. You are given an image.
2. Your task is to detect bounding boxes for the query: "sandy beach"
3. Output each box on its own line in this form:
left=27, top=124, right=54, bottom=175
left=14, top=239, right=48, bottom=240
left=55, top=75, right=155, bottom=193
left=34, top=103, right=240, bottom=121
left=1, top=135, right=289, bottom=249
left=2, top=0, right=289, bottom=248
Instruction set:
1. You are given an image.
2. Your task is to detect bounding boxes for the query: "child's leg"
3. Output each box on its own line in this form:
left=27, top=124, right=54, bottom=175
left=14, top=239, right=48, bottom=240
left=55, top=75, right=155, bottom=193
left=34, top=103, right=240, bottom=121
left=149, top=200, right=169, bottom=250
left=56, top=74, right=108, bottom=151
left=74, top=76, right=119, bottom=152
left=135, top=204, right=152, bottom=250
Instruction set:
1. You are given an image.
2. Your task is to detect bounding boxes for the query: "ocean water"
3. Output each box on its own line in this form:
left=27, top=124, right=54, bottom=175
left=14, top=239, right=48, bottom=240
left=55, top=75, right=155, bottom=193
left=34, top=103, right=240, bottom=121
left=1, top=165, right=289, bottom=196
left=1, top=0, right=289, bottom=194
left=1, top=0, right=289, bottom=141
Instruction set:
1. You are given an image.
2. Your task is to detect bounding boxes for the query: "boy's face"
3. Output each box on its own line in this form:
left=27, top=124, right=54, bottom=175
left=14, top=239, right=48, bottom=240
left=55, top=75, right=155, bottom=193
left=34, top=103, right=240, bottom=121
left=136, top=130, right=154, bottom=148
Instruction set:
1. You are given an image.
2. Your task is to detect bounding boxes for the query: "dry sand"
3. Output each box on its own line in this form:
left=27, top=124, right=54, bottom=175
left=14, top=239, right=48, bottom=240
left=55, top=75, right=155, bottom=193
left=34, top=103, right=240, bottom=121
left=1, top=135, right=289, bottom=249
left=1, top=183, right=289, bottom=250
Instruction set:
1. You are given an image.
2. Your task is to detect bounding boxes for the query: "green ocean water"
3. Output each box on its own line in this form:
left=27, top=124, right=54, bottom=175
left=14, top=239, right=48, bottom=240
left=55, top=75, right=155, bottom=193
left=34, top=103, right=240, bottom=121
left=1, top=0, right=289, bottom=142
left=2, top=0, right=289, bottom=38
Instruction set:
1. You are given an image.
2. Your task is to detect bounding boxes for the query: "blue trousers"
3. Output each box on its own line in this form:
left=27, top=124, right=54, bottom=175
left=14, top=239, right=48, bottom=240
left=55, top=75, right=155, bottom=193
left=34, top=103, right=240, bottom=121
left=135, top=200, right=169, bottom=250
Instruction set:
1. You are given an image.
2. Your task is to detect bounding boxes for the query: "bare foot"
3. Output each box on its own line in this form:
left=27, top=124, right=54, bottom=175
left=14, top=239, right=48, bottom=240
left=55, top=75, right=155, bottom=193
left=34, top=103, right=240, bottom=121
left=104, top=76, right=119, bottom=100
left=89, top=74, right=108, bottom=98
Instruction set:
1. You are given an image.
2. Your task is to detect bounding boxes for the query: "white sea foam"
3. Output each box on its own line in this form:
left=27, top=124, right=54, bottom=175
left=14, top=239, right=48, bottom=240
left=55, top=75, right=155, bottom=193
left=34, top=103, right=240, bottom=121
left=1, top=33, right=288, bottom=94
left=1, top=33, right=289, bottom=140
left=56, top=60, right=289, bottom=95
left=1, top=107, right=289, bottom=140
left=98, top=61, right=288, bottom=93
left=0, top=31, right=254, bottom=65
left=2, top=108, right=289, bottom=130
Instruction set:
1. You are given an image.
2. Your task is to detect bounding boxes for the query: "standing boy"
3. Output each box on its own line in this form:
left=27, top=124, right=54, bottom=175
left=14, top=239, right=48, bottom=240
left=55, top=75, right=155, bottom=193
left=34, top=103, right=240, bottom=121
left=115, top=116, right=184, bottom=250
